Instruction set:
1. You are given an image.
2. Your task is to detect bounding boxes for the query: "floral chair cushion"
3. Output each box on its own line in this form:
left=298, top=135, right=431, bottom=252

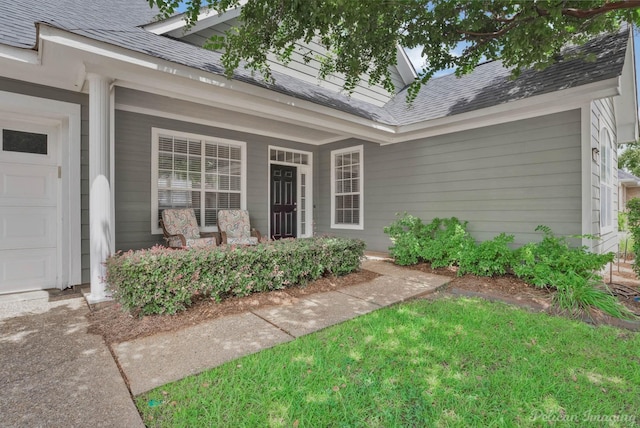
left=218, top=210, right=251, bottom=239
left=227, top=236, right=259, bottom=246
left=162, top=209, right=201, bottom=240
left=167, top=236, right=217, bottom=248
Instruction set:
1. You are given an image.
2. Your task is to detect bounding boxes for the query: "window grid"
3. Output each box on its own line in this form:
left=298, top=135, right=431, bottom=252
left=157, top=134, right=242, bottom=229
left=270, top=148, right=309, bottom=165
left=332, top=148, right=362, bottom=228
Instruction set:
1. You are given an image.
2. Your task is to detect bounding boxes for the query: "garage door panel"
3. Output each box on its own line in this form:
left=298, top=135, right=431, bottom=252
left=0, top=248, right=57, bottom=292
left=0, top=207, right=57, bottom=250
left=0, top=164, right=57, bottom=207
left=0, top=119, right=60, bottom=294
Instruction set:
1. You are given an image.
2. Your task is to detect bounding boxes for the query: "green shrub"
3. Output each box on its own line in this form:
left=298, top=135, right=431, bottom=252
left=511, top=226, right=613, bottom=286
left=627, top=198, right=640, bottom=274
left=383, top=214, right=474, bottom=267
left=458, top=233, right=515, bottom=277
left=618, top=211, right=628, bottom=232
left=383, top=213, right=430, bottom=265
left=384, top=215, right=633, bottom=319
left=106, top=237, right=365, bottom=316
left=511, top=226, right=632, bottom=319
left=419, top=217, right=474, bottom=268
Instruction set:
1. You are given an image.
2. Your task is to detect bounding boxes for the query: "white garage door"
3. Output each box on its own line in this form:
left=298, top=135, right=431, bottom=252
left=0, top=119, right=59, bottom=294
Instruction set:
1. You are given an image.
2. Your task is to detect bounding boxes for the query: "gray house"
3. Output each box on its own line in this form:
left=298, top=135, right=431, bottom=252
left=0, top=1, right=637, bottom=301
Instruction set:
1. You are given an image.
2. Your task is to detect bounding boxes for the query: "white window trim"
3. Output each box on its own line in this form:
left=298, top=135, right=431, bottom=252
left=599, top=125, right=614, bottom=235
left=151, top=127, right=247, bottom=234
left=331, top=145, right=364, bottom=230
left=267, top=145, right=314, bottom=238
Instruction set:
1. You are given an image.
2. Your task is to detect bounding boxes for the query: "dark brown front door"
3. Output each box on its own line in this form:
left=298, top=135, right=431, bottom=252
left=271, top=164, right=297, bottom=239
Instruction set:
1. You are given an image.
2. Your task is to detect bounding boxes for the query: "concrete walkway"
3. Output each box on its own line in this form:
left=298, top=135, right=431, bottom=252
left=0, top=295, right=143, bottom=428
left=114, top=259, right=450, bottom=395
left=0, top=259, right=450, bottom=426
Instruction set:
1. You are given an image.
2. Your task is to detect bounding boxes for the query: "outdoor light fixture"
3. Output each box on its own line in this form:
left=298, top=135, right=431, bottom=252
left=592, top=147, right=600, bottom=162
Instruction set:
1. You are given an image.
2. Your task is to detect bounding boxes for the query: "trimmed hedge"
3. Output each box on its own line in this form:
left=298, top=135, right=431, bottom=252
left=106, top=236, right=365, bottom=316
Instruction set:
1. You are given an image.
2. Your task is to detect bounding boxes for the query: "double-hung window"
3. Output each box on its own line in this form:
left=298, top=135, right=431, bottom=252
left=599, top=126, right=614, bottom=233
left=331, top=145, right=363, bottom=229
left=151, top=128, right=246, bottom=233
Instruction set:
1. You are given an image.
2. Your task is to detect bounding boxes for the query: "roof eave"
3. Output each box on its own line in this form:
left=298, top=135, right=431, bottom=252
left=383, top=77, right=621, bottom=145
left=395, top=45, right=418, bottom=86
left=0, top=42, right=39, bottom=64
left=143, top=1, right=246, bottom=36
left=36, top=24, right=397, bottom=144
left=614, top=29, right=639, bottom=144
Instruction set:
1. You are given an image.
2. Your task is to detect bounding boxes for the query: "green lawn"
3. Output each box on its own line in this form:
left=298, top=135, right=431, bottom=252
left=137, top=298, right=640, bottom=427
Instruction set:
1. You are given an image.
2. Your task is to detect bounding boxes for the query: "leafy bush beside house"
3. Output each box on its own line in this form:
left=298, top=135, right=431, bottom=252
left=106, top=237, right=365, bottom=316
left=627, top=198, right=640, bottom=274
left=384, top=213, right=631, bottom=319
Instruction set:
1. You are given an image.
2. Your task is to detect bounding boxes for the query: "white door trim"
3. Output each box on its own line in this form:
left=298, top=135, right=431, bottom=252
left=267, top=146, right=314, bottom=239
left=0, top=90, right=82, bottom=288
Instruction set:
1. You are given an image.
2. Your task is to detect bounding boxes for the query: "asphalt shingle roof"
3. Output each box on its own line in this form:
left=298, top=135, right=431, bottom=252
left=386, top=30, right=629, bottom=125
left=619, top=169, right=640, bottom=182
left=0, top=2, right=630, bottom=127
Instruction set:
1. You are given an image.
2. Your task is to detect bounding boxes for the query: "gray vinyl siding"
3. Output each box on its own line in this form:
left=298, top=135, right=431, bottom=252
left=181, top=18, right=403, bottom=106
left=591, top=97, right=618, bottom=254
left=0, top=77, right=90, bottom=284
left=316, top=109, right=583, bottom=252
left=114, top=106, right=318, bottom=252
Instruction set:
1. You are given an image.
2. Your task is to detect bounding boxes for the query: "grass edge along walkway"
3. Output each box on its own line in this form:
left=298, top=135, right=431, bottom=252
left=138, top=298, right=640, bottom=427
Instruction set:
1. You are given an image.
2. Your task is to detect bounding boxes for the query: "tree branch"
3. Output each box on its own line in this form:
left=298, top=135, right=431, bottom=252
left=460, top=0, right=640, bottom=40
left=552, top=0, right=640, bottom=19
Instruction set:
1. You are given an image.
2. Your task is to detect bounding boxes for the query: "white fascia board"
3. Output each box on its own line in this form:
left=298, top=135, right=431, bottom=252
left=386, top=77, right=621, bottom=145
left=144, top=1, right=246, bottom=36
left=37, top=25, right=395, bottom=143
left=0, top=43, right=39, bottom=64
left=613, top=31, right=639, bottom=144
left=395, top=45, right=418, bottom=85
left=167, top=6, right=243, bottom=38
left=142, top=14, right=188, bottom=35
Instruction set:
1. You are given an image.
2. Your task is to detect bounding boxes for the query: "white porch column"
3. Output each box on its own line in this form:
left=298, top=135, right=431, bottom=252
left=87, top=73, right=113, bottom=303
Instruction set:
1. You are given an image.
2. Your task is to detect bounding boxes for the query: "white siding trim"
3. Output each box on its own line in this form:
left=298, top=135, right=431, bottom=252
left=150, top=127, right=247, bottom=235
left=580, top=105, right=593, bottom=249
left=330, top=145, right=364, bottom=230
left=396, top=45, right=418, bottom=85
left=599, top=125, right=615, bottom=235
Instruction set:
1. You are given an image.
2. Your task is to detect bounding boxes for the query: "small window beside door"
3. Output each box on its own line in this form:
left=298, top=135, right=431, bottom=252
left=2, top=129, right=48, bottom=155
